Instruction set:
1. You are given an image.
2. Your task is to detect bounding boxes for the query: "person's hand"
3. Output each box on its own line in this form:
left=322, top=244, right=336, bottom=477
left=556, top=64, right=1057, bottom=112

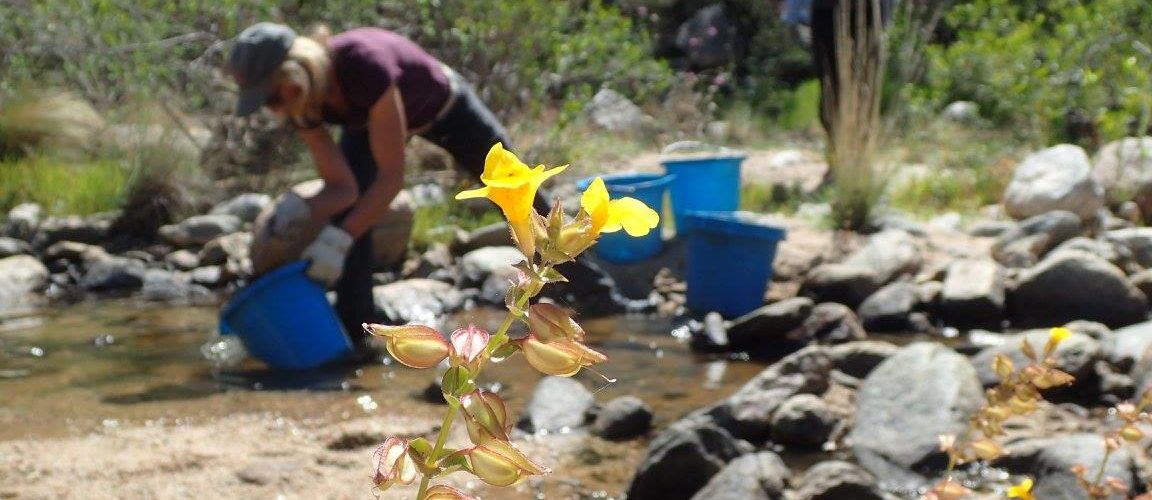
left=267, top=192, right=312, bottom=241
left=302, top=225, right=354, bottom=286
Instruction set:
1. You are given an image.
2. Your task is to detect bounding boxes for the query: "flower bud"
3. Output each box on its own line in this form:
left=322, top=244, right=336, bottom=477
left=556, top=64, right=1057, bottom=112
left=993, top=354, right=1015, bottom=380
left=425, top=484, right=478, bottom=500
left=1032, top=368, right=1075, bottom=389
left=1120, top=424, right=1143, bottom=442
left=450, top=324, right=491, bottom=370
left=521, top=336, right=607, bottom=377
left=970, top=437, right=1005, bottom=460
left=527, top=303, right=584, bottom=342
left=365, top=323, right=449, bottom=369
left=461, top=390, right=511, bottom=443
left=1008, top=395, right=1037, bottom=414
left=372, top=437, right=419, bottom=491
left=462, top=434, right=550, bottom=486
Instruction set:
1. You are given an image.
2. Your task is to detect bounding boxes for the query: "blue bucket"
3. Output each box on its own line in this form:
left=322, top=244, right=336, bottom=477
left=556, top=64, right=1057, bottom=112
left=661, top=154, right=745, bottom=231
left=576, top=173, right=674, bottom=263
left=682, top=211, right=786, bottom=318
left=220, top=261, right=353, bottom=370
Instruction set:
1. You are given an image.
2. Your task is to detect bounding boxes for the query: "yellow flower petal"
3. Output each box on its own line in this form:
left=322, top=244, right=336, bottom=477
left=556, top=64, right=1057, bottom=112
left=1049, top=327, right=1072, bottom=345
left=604, top=197, right=660, bottom=236
left=480, top=143, right=534, bottom=188
left=455, top=186, right=491, bottom=200
left=1007, top=477, right=1034, bottom=500
left=580, top=177, right=611, bottom=233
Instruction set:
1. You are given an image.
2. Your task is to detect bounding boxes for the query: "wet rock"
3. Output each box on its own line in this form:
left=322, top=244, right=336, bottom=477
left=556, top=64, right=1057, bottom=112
left=158, top=214, right=242, bottom=247
left=726, top=297, right=814, bottom=351
left=235, top=459, right=299, bottom=485
left=828, top=341, right=899, bottom=379
left=993, top=210, right=1082, bottom=267
left=688, top=312, right=731, bottom=353
left=32, top=214, right=111, bottom=248
left=970, top=329, right=1100, bottom=401
left=1004, top=144, right=1104, bottom=220
left=140, top=269, right=212, bottom=302
left=592, top=395, right=653, bottom=441
left=794, top=460, right=884, bottom=500
left=458, top=246, right=523, bottom=288
left=190, top=265, right=225, bottom=288
left=851, top=343, right=983, bottom=491
left=585, top=88, right=652, bottom=133
left=940, top=258, right=1006, bottom=328
left=165, top=249, right=201, bottom=271
left=209, top=193, right=272, bottom=223
left=626, top=418, right=752, bottom=500
left=857, top=282, right=918, bottom=332
left=0, top=237, right=30, bottom=258
left=518, top=376, right=595, bottom=433
left=801, top=264, right=882, bottom=308
left=967, top=219, right=1016, bottom=238
left=995, top=434, right=1136, bottom=500
left=3, top=202, right=42, bottom=240
left=793, top=303, right=867, bottom=345
left=198, top=232, right=251, bottom=267
left=688, top=451, right=789, bottom=500
left=0, top=255, right=49, bottom=307
left=80, top=256, right=146, bottom=292
left=372, top=279, right=464, bottom=325
left=842, top=229, right=923, bottom=284
left=1106, top=227, right=1152, bottom=269
left=1010, top=249, right=1147, bottom=328
left=1093, top=137, right=1152, bottom=215
left=702, top=346, right=832, bottom=443
left=769, top=394, right=836, bottom=449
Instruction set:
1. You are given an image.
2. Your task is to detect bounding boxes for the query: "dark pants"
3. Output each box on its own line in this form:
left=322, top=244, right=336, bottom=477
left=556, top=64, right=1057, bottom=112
left=334, top=130, right=379, bottom=349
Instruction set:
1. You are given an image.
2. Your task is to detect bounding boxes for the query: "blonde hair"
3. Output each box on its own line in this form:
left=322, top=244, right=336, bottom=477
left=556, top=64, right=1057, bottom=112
left=271, top=25, right=333, bottom=129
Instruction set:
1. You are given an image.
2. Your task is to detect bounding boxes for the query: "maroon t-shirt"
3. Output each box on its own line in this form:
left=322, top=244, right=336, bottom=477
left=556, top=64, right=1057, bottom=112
left=324, top=28, right=451, bottom=131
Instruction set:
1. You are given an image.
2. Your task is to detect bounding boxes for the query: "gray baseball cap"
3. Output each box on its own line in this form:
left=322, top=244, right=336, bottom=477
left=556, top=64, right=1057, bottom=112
left=227, top=22, right=296, bottom=116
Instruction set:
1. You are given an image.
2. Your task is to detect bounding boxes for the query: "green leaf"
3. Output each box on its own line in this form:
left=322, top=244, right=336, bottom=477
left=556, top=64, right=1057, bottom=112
left=491, top=342, right=519, bottom=361
left=441, top=366, right=477, bottom=397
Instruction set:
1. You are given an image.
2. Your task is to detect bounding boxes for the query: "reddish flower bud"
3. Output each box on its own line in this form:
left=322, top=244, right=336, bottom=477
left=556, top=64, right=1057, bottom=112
left=364, top=323, right=449, bottom=369
left=526, top=303, right=584, bottom=342
left=372, top=437, right=418, bottom=492
left=461, top=432, right=550, bottom=487
left=425, top=484, right=478, bottom=500
left=521, top=336, right=607, bottom=377
left=460, top=390, right=512, bottom=444
left=449, top=324, right=491, bottom=370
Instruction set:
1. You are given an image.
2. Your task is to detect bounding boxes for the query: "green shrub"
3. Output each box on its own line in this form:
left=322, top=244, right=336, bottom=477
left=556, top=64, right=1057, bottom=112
left=0, top=157, right=130, bottom=215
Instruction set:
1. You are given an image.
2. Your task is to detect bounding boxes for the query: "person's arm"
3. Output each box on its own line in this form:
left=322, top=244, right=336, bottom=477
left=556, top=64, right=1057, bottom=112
left=297, top=127, right=360, bottom=219
left=336, top=85, right=407, bottom=238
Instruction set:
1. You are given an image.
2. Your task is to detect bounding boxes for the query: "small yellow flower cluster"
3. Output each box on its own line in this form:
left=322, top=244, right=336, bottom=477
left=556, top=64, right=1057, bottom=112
left=367, top=143, right=659, bottom=499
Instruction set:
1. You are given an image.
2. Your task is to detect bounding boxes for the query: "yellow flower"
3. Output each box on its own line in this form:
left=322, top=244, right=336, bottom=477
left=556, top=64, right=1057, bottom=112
left=1049, top=327, right=1071, bottom=345
left=1007, top=477, right=1034, bottom=500
left=580, top=177, right=660, bottom=237
left=456, top=143, right=566, bottom=224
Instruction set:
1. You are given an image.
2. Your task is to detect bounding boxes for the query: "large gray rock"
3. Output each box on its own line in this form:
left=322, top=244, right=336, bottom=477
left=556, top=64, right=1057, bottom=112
left=518, top=376, right=595, bottom=433
left=688, top=451, right=789, bottom=500
left=372, top=279, right=464, bottom=325
left=702, top=346, right=832, bottom=443
left=32, top=214, right=112, bottom=248
left=828, top=341, right=899, bottom=379
left=80, top=256, right=147, bottom=291
left=458, top=246, right=523, bottom=288
left=727, top=297, right=814, bottom=351
left=992, top=210, right=1082, bottom=267
left=165, top=249, right=201, bottom=271
left=1093, top=136, right=1152, bottom=214
left=585, top=88, right=651, bottom=133
left=851, top=343, right=983, bottom=491
left=140, top=269, right=212, bottom=302
left=450, top=222, right=513, bottom=255
left=794, top=303, right=867, bottom=345
left=940, top=259, right=1005, bottom=328
left=802, top=264, right=882, bottom=308
left=842, top=230, right=923, bottom=284
left=1105, top=320, right=1152, bottom=369
left=996, top=434, right=1136, bottom=500
left=159, top=214, right=242, bottom=247
left=198, top=232, right=251, bottom=267
left=0, top=237, right=31, bottom=258
left=591, top=395, right=652, bottom=441
left=1004, top=144, right=1104, bottom=220
left=3, top=203, right=42, bottom=240
left=794, top=460, right=885, bottom=500
left=970, top=329, right=1100, bottom=400
left=769, top=394, right=836, bottom=449
left=1010, top=249, right=1147, bottom=328
left=1106, top=227, right=1152, bottom=269
left=856, top=282, right=918, bottom=332
left=626, top=418, right=752, bottom=500
left=0, top=255, right=49, bottom=308
left=1055, top=236, right=1136, bottom=273
left=209, top=193, right=272, bottom=223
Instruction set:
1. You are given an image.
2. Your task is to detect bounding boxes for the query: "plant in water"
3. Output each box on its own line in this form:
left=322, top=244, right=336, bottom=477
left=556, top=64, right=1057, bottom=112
left=365, top=143, right=659, bottom=499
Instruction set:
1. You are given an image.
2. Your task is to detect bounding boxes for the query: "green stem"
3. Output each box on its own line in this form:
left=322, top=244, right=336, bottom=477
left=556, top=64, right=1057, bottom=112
left=1093, top=447, right=1113, bottom=491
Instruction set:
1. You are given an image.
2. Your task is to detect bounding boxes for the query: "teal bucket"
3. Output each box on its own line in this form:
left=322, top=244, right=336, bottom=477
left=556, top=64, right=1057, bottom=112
left=576, top=173, right=674, bottom=263
left=682, top=211, right=786, bottom=318
left=661, top=154, right=745, bottom=231
left=220, top=261, right=353, bottom=370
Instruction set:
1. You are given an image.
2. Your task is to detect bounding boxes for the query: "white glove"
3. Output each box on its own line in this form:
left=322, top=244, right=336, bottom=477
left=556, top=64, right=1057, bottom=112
left=302, top=225, right=354, bottom=286
left=267, top=192, right=312, bottom=241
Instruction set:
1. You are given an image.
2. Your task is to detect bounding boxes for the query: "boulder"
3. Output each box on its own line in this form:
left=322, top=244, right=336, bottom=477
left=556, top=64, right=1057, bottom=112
left=1106, top=227, right=1152, bottom=269
left=80, top=256, right=147, bottom=291
left=626, top=418, right=752, bottom=500
left=1092, top=136, right=1152, bottom=214
left=992, top=210, right=1082, bottom=267
left=158, top=214, right=242, bottom=247
left=585, top=88, right=652, bottom=133
left=793, top=303, right=867, bottom=345
left=726, top=297, right=814, bottom=351
left=209, top=193, right=272, bottom=223
left=970, top=329, right=1100, bottom=401
left=1009, top=249, right=1147, bottom=328
left=851, top=343, right=983, bottom=490
left=1106, top=321, right=1152, bottom=369
left=995, top=434, right=1136, bottom=500
left=842, top=229, right=923, bottom=284
left=0, top=237, right=31, bottom=258
left=140, top=269, right=212, bottom=302
left=802, top=264, right=882, bottom=308
left=1003, top=144, right=1104, bottom=220
left=856, top=282, right=918, bottom=332
left=518, top=376, right=595, bottom=433
left=450, top=222, right=513, bottom=255
left=190, top=265, right=225, bottom=288
left=198, top=232, right=251, bottom=267
left=1054, top=236, right=1135, bottom=273
left=3, top=202, right=42, bottom=240
left=769, top=394, right=836, bottom=449
left=688, top=452, right=789, bottom=500
left=940, top=259, right=1006, bottom=328
left=165, top=249, right=201, bottom=271
left=372, top=279, right=465, bottom=325
left=827, top=341, right=899, bottom=379
left=32, top=214, right=111, bottom=248
left=459, top=246, right=524, bottom=288
left=592, top=395, right=653, bottom=441
left=967, top=220, right=1017, bottom=238
left=0, top=255, right=49, bottom=309
left=794, top=460, right=885, bottom=500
